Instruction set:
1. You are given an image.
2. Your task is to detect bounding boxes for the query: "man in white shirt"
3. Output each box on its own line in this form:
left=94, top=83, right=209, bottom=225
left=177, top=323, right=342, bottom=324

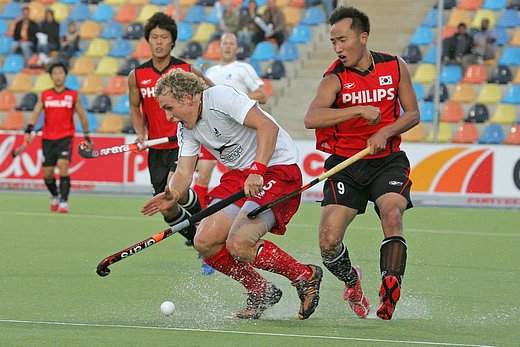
left=193, top=33, right=268, bottom=209
left=141, top=68, right=322, bottom=321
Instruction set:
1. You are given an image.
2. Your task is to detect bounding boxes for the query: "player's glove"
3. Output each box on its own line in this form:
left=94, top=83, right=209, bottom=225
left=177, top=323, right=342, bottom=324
left=83, top=132, right=93, bottom=149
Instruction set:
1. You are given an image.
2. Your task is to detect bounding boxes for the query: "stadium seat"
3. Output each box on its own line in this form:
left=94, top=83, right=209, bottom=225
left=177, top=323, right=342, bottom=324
left=185, top=5, right=206, bottom=23
left=0, top=91, right=16, bottom=111
left=180, top=41, right=203, bottom=59
left=427, top=122, right=453, bottom=143
left=482, top=0, right=506, bottom=10
left=88, top=95, right=112, bottom=113
left=425, top=83, right=449, bottom=102
left=447, top=9, right=471, bottom=28
left=276, top=41, right=299, bottom=61
left=164, top=4, right=185, bottom=21
left=49, top=3, right=69, bottom=22
left=236, top=39, right=250, bottom=60
left=0, top=72, right=6, bottom=91
left=151, top=0, right=173, bottom=4
left=64, top=74, right=79, bottom=91
left=28, top=2, right=46, bottom=22
left=100, top=21, right=124, bottom=39
left=402, top=123, right=426, bottom=142
left=70, top=57, right=95, bottom=76
left=31, top=73, right=53, bottom=93
left=502, top=85, right=520, bottom=104
left=465, top=104, right=489, bottom=122
left=79, top=21, right=102, bottom=40
left=104, top=75, right=128, bottom=95
left=499, top=46, right=520, bottom=66
left=70, top=3, right=91, bottom=21
left=0, top=37, right=14, bottom=55
left=263, top=60, right=286, bottom=79
left=489, top=104, right=517, bottom=124
left=131, top=38, right=152, bottom=59
left=7, top=73, right=33, bottom=93
left=452, top=122, right=479, bottom=143
left=94, top=57, right=119, bottom=76
left=441, top=101, right=465, bottom=123
left=496, top=9, right=520, bottom=28
left=479, top=124, right=504, bottom=144
left=402, top=44, right=422, bottom=64
left=114, top=4, right=138, bottom=24
left=451, top=83, right=476, bottom=103
left=283, top=6, right=301, bottom=27
left=80, top=75, right=104, bottom=94
left=461, top=64, right=487, bottom=83
left=181, top=0, right=199, bottom=6
left=16, top=93, right=38, bottom=111
left=0, top=110, right=25, bottom=130
left=412, top=82, right=425, bottom=101
left=97, top=113, right=123, bottom=133
left=113, top=94, right=130, bottom=114
left=124, top=22, right=145, bottom=40
left=494, top=26, right=509, bottom=46
left=105, top=0, right=128, bottom=5
left=476, top=83, right=502, bottom=104
left=109, top=39, right=133, bottom=58
left=23, top=54, right=45, bottom=75
left=510, top=29, right=520, bottom=47
left=504, top=125, right=520, bottom=144
left=85, top=38, right=110, bottom=58
left=441, top=26, right=457, bottom=40
left=206, top=5, right=223, bottom=24
left=470, top=9, right=496, bottom=29
left=457, top=0, right=483, bottom=10
left=0, top=3, right=22, bottom=20
left=421, top=45, right=437, bottom=64
left=118, top=58, right=140, bottom=76
left=250, top=41, right=277, bottom=61
left=1, top=54, right=24, bottom=74
left=513, top=68, right=520, bottom=84
left=422, top=8, right=446, bottom=27
left=59, top=0, right=78, bottom=4
left=193, top=23, right=217, bottom=43
left=289, top=0, right=305, bottom=7
left=91, top=3, right=114, bottom=22
left=488, top=65, right=512, bottom=84
left=410, top=26, right=435, bottom=45
left=419, top=101, right=435, bottom=122
left=136, top=5, right=161, bottom=24
left=288, top=24, right=312, bottom=44
left=509, top=0, right=520, bottom=9
left=177, top=22, right=193, bottom=42
left=440, top=64, right=462, bottom=84
left=130, top=0, right=151, bottom=5
left=202, top=39, right=221, bottom=60
left=76, top=112, right=99, bottom=133
left=412, top=64, right=436, bottom=84
left=262, top=78, right=274, bottom=97
left=301, top=6, right=325, bottom=26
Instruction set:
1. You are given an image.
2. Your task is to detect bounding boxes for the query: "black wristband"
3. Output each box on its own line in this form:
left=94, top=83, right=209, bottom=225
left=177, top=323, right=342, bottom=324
left=24, top=124, right=34, bottom=134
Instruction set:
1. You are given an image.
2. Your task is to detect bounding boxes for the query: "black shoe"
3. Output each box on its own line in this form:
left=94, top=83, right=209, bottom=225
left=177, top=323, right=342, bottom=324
left=232, top=283, right=283, bottom=319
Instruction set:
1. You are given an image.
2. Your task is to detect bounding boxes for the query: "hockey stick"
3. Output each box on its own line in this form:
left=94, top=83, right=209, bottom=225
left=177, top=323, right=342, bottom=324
left=11, top=140, right=30, bottom=158
left=78, top=135, right=177, bottom=159
left=96, top=189, right=245, bottom=277
left=247, top=147, right=371, bottom=219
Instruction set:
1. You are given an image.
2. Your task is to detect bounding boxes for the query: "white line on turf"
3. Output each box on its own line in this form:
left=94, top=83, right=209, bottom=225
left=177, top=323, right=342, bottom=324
left=0, top=319, right=495, bottom=347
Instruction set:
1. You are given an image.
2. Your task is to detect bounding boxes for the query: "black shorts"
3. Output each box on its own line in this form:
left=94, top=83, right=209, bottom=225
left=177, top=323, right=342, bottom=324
left=148, top=147, right=179, bottom=196
left=322, top=151, right=413, bottom=216
left=42, top=136, right=73, bottom=167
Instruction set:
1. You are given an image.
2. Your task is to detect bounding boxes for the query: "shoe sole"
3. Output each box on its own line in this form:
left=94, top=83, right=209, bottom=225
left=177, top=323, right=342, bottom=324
left=233, top=286, right=283, bottom=320
left=345, top=266, right=370, bottom=318
left=298, top=265, right=323, bottom=320
left=377, top=276, right=400, bottom=320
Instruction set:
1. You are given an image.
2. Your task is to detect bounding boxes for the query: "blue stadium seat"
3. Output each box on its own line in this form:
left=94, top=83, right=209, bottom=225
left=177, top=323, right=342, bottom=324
left=263, top=60, right=286, bottom=79
left=250, top=41, right=276, bottom=61
left=482, top=0, right=506, bottom=10
left=425, top=83, right=449, bottom=102
left=109, top=39, right=133, bottom=58
left=502, top=85, right=520, bottom=104
left=276, top=41, right=299, bottom=61
left=0, top=19, right=8, bottom=36
left=113, top=95, right=130, bottom=115
left=496, top=9, right=520, bottom=28
left=248, top=59, right=262, bottom=77
left=0, top=37, right=14, bottom=55
left=402, top=44, right=422, bottom=64
left=0, top=54, right=24, bottom=74
left=34, top=112, right=44, bottom=132
left=301, top=7, right=325, bottom=26
left=479, top=124, right=504, bottom=144
left=185, top=5, right=206, bottom=23
left=206, top=5, right=222, bottom=24
left=412, top=82, right=425, bottom=101
left=193, top=58, right=212, bottom=72
left=440, top=64, right=462, bottom=84
left=79, top=93, right=88, bottom=108
left=435, top=0, right=457, bottom=9
left=70, top=3, right=91, bottom=21
left=498, top=46, right=520, bottom=66
left=100, top=21, right=124, bottom=39
left=236, top=40, right=250, bottom=60
left=0, top=3, right=22, bottom=20
left=422, top=8, right=446, bottom=27
left=488, top=65, right=512, bottom=84
left=123, top=22, right=144, bottom=40
left=466, top=104, right=489, bottom=123
left=61, top=0, right=80, bottom=4
left=177, top=22, right=193, bottom=42
left=151, top=0, right=172, bottom=4
left=0, top=72, right=6, bottom=91
left=494, top=26, right=509, bottom=46
left=288, top=24, right=312, bottom=44
left=422, top=45, right=437, bottom=64
left=419, top=101, right=435, bottom=122
left=76, top=112, right=99, bottom=132
left=65, top=74, right=80, bottom=90
left=91, top=4, right=114, bottom=22
left=509, top=0, right=520, bottom=9
left=410, top=26, right=435, bottom=45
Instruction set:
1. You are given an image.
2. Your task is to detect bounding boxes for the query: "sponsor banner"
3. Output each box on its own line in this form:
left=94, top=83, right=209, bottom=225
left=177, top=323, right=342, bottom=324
left=2, top=132, right=519, bottom=208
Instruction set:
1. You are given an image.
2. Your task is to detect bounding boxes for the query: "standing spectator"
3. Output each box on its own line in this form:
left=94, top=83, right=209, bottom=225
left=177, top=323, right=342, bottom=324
left=38, top=9, right=61, bottom=65
left=442, top=23, right=473, bottom=68
left=209, top=1, right=242, bottom=43
left=10, top=6, right=39, bottom=65
left=60, top=21, right=80, bottom=63
left=238, top=0, right=261, bottom=49
left=472, top=18, right=497, bottom=63
left=251, top=0, right=289, bottom=48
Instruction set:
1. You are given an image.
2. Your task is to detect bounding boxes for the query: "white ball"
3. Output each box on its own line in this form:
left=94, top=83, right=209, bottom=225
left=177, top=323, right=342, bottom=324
left=160, top=301, right=175, bottom=316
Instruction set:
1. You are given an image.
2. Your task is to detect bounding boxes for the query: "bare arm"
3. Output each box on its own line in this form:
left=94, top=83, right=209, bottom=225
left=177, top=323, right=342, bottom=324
left=248, top=86, right=267, bottom=104
left=304, top=74, right=380, bottom=129
left=74, top=95, right=89, bottom=136
left=128, top=70, right=147, bottom=143
left=24, top=97, right=44, bottom=143
left=191, top=66, right=214, bottom=87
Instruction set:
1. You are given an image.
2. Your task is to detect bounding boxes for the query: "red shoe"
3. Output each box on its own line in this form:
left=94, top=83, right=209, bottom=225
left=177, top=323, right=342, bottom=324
left=58, top=202, right=68, bottom=214
left=50, top=196, right=59, bottom=212
left=377, top=275, right=401, bottom=320
left=343, top=265, right=370, bottom=318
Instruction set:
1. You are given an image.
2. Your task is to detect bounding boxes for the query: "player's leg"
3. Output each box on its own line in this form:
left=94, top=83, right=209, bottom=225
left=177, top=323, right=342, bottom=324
left=54, top=137, right=73, bottom=213
left=41, top=139, right=59, bottom=211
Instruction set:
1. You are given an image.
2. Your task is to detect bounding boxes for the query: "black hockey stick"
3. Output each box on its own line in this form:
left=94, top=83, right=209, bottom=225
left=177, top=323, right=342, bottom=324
left=11, top=140, right=30, bottom=158
left=78, top=136, right=177, bottom=159
left=96, top=189, right=245, bottom=277
left=247, top=147, right=371, bottom=219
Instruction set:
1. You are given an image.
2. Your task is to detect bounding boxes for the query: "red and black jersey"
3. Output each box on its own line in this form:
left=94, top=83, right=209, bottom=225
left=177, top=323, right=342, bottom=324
left=315, top=51, right=402, bottom=159
left=134, top=56, right=191, bottom=150
left=41, top=88, right=77, bottom=140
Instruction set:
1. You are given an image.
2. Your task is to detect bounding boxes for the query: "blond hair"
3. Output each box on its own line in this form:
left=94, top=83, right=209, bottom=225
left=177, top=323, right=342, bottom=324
left=155, top=68, right=207, bottom=102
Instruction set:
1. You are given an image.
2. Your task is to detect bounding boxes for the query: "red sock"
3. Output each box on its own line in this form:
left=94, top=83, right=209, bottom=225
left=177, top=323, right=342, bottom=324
left=193, top=184, right=209, bottom=208
left=252, top=240, right=312, bottom=282
left=204, top=245, right=268, bottom=294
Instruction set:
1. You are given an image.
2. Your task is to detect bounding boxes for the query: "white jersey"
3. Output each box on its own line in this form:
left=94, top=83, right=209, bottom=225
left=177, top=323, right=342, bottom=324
left=178, top=85, right=297, bottom=170
left=205, top=61, right=264, bottom=94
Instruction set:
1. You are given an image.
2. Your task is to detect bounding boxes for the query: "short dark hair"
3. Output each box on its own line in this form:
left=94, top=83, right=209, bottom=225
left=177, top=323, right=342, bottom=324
left=329, top=6, right=370, bottom=35
left=48, top=61, right=68, bottom=75
left=144, top=13, right=178, bottom=43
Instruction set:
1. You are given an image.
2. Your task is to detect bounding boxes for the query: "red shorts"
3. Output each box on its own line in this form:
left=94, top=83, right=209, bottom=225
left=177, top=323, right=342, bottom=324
left=208, top=164, right=302, bottom=235
left=199, top=146, right=216, bottom=160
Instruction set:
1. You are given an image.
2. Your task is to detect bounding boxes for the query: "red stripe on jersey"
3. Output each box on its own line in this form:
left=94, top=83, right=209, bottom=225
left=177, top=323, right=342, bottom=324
left=135, top=57, right=190, bottom=150
left=41, top=88, right=77, bottom=140
left=315, top=52, right=402, bottom=159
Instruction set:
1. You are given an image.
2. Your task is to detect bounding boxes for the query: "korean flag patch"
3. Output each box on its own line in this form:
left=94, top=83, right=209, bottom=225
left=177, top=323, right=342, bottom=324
left=379, top=75, right=392, bottom=86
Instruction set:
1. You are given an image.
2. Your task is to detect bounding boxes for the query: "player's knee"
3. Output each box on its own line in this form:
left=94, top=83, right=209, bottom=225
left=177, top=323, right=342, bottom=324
left=319, top=230, right=342, bottom=253
left=380, top=208, right=404, bottom=235
left=226, top=234, right=254, bottom=261
left=193, top=231, right=214, bottom=257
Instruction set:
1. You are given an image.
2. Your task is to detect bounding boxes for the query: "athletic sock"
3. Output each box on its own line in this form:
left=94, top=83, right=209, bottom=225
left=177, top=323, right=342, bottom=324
left=380, top=236, right=407, bottom=283
left=252, top=240, right=312, bottom=281
left=164, top=208, right=196, bottom=243
left=322, top=243, right=358, bottom=287
left=179, top=188, right=202, bottom=215
left=59, top=176, right=70, bottom=202
left=204, top=245, right=268, bottom=294
left=192, top=184, right=209, bottom=209
left=44, top=178, right=58, bottom=197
